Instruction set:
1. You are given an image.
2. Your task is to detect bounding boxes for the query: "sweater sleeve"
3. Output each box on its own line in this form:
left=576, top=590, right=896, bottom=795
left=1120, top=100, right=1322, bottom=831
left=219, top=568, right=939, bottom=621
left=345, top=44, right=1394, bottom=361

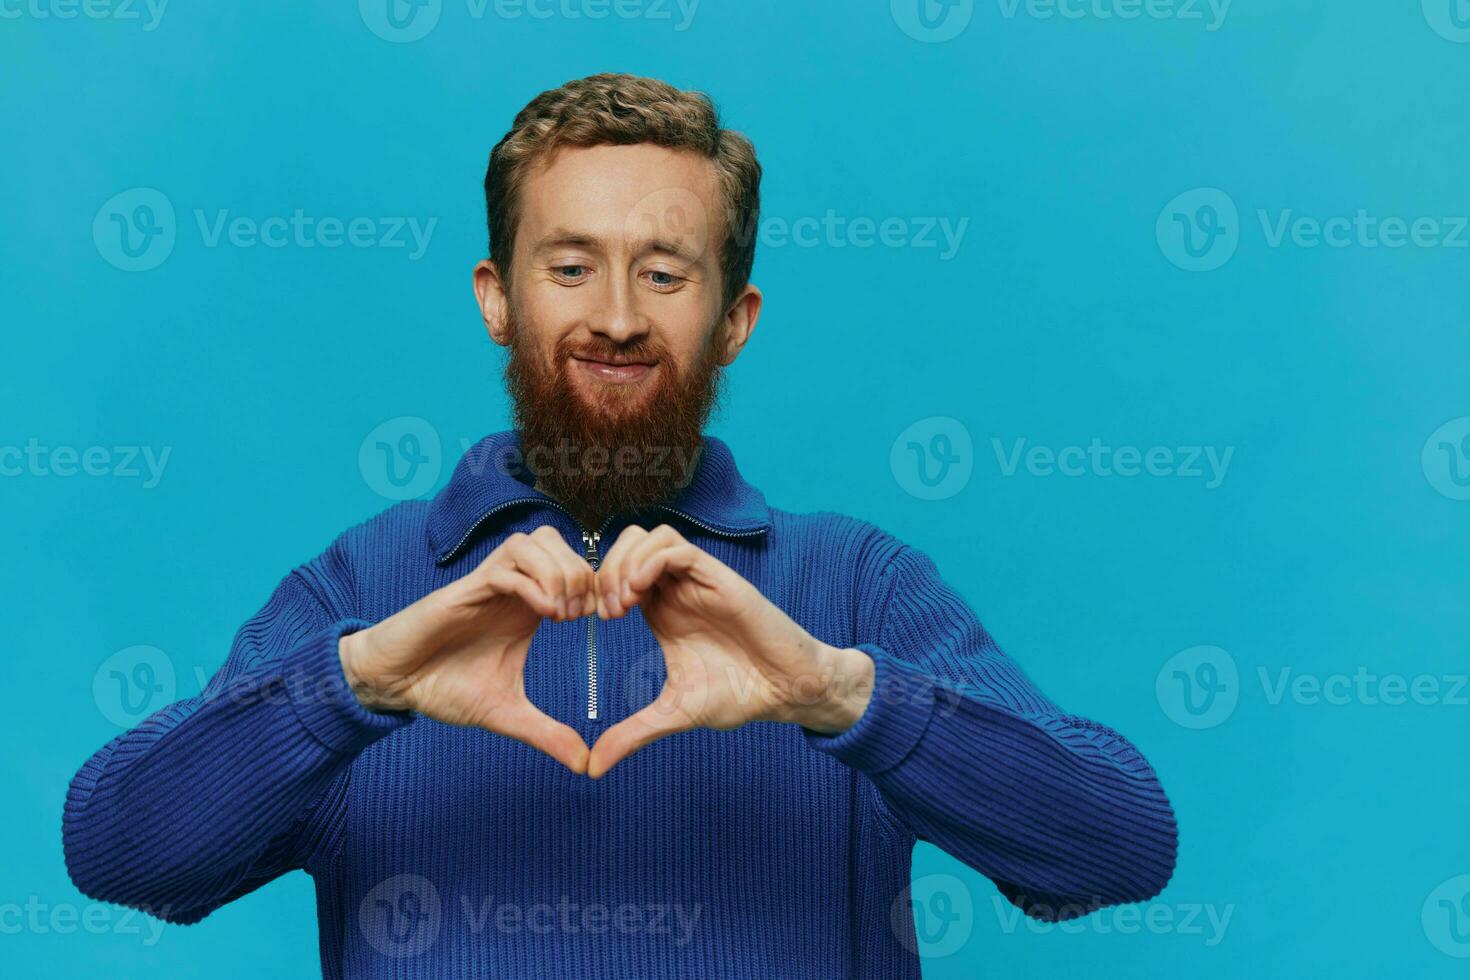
left=803, top=538, right=1178, bottom=922
left=61, top=546, right=414, bottom=924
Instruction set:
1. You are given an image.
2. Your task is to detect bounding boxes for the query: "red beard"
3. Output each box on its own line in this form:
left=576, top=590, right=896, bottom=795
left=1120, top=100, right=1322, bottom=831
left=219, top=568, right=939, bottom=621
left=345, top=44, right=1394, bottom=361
left=502, top=304, right=727, bottom=530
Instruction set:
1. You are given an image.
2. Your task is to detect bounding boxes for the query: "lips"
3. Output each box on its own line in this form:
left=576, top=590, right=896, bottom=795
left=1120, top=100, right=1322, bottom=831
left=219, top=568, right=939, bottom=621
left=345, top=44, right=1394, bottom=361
left=570, top=353, right=657, bottom=384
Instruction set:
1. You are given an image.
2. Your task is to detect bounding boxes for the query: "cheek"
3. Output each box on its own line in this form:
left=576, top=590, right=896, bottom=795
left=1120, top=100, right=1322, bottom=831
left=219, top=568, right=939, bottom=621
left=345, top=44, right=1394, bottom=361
left=516, top=288, right=581, bottom=342
left=661, top=292, right=723, bottom=347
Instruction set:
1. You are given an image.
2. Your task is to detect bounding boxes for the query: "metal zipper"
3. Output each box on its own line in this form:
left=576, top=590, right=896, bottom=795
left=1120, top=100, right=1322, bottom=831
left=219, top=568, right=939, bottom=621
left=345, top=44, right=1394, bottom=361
left=656, top=507, right=770, bottom=541
left=582, top=528, right=602, bottom=720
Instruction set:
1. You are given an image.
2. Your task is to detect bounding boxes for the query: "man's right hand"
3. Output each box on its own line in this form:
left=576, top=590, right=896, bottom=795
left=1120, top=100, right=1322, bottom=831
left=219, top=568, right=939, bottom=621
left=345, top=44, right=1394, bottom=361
left=337, top=525, right=597, bottom=773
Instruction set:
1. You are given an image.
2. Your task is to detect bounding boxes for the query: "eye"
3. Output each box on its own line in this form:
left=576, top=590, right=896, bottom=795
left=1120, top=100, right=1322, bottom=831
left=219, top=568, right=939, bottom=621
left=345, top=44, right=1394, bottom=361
left=552, top=265, right=589, bottom=283
left=644, top=269, right=685, bottom=291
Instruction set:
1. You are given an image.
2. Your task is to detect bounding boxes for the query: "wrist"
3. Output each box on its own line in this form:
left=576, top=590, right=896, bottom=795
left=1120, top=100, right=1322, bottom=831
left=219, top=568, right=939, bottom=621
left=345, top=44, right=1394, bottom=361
left=338, top=628, right=412, bottom=714
left=785, top=643, right=875, bottom=735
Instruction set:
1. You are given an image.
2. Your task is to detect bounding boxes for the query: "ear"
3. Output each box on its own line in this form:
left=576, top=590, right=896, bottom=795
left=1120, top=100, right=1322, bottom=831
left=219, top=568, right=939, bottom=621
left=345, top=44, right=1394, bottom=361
left=715, top=284, right=762, bottom=367
left=473, top=259, right=512, bottom=347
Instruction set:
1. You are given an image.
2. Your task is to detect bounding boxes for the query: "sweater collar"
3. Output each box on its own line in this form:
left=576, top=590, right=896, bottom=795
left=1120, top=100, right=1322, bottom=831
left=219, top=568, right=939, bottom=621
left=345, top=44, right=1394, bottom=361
left=426, top=429, right=773, bottom=564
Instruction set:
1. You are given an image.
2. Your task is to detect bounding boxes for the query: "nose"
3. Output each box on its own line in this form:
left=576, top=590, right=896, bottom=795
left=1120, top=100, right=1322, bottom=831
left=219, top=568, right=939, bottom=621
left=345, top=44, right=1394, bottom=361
left=590, top=275, right=650, bottom=347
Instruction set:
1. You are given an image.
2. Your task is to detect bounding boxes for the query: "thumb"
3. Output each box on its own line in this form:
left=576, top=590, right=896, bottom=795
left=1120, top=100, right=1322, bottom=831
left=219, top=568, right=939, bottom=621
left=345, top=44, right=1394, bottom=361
left=586, top=688, right=692, bottom=779
left=491, top=699, right=591, bottom=775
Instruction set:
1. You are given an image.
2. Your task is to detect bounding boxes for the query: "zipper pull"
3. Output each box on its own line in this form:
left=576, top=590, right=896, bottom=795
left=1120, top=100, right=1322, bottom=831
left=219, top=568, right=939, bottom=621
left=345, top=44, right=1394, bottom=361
left=582, top=530, right=601, bottom=569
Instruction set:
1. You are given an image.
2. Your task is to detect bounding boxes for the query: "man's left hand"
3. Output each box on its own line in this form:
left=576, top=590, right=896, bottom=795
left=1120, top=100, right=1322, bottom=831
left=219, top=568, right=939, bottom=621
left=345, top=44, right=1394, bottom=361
left=586, top=524, right=875, bottom=779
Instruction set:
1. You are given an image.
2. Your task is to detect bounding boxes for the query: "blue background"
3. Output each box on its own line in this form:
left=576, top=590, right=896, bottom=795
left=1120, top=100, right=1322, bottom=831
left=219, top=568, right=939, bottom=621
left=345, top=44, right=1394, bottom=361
left=4, top=1, right=1469, bottom=975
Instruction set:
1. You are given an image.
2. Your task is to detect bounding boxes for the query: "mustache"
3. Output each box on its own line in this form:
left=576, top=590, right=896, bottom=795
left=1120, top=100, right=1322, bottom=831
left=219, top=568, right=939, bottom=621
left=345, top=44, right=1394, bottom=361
left=555, top=337, right=667, bottom=366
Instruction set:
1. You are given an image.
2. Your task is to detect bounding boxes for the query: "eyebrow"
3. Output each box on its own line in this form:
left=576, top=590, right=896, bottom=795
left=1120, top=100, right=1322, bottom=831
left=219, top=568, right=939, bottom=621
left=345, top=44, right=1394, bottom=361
left=530, top=228, right=705, bottom=265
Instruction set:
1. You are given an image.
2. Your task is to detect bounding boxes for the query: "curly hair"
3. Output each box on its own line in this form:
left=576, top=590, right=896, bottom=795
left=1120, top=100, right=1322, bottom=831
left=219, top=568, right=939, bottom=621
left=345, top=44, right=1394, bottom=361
left=484, top=73, right=761, bottom=312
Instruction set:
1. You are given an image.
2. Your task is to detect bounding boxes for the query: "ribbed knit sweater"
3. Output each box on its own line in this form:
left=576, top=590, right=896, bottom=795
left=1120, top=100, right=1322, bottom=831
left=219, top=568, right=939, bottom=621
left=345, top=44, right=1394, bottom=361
left=63, top=430, right=1178, bottom=978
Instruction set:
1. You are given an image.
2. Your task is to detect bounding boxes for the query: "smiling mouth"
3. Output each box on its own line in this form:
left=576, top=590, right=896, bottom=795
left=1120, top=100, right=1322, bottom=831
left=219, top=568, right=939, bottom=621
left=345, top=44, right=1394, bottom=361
left=569, top=354, right=657, bottom=385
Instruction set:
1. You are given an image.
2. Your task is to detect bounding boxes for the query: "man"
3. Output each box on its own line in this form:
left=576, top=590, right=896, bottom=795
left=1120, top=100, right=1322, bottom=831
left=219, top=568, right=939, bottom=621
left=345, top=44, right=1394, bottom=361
left=64, top=73, right=1177, bottom=978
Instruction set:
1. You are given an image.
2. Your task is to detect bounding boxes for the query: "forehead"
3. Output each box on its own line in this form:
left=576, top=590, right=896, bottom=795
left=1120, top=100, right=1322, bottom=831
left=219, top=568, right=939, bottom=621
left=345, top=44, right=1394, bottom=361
left=518, top=143, right=721, bottom=260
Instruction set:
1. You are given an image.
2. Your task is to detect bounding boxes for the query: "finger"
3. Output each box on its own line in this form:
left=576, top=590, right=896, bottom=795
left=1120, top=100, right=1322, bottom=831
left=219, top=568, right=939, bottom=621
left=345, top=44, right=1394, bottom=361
left=528, top=525, right=593, bottom=619
left=601, top=524, right=688, bottom=616
left=503, top=532, right=573, bottom=620
left=620, top=538, right=706, bottom=612
left=551, top=531, right=598, bottom=620
left=494, top=699, right=591, bottom=775
left=586, top=687, right=692, bottom=779
left=596, top=524, right=649, bottom=618
left=477, top=565, right=560, bottom=621
left=625, top=539, right=701, bottom=597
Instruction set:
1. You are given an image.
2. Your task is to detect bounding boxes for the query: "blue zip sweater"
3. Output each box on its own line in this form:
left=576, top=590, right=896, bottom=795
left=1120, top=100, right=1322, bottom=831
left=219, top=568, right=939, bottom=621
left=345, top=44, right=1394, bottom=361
left=63, top=430, right=1178, bottom=978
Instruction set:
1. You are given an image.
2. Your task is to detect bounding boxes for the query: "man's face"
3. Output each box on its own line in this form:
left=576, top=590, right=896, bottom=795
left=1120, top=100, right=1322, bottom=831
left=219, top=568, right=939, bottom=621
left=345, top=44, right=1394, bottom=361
left=474, top=143, right=761, bottom=527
